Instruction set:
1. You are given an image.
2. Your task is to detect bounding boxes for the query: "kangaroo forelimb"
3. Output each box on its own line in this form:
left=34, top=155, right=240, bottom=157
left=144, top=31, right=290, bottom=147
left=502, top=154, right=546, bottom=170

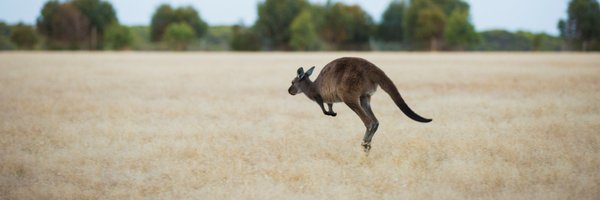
left=326, top=103, right=337, bottom=116
left=315, top=96, right=336, bottom=117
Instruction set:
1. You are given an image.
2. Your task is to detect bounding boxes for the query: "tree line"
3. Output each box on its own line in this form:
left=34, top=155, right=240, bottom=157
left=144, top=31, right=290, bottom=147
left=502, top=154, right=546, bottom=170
left=0, top=0, right=598, bottom=51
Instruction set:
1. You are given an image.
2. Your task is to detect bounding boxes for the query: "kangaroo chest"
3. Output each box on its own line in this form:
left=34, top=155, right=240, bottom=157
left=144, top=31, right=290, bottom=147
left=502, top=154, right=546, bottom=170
left=318, top=84, right=342, bottom=103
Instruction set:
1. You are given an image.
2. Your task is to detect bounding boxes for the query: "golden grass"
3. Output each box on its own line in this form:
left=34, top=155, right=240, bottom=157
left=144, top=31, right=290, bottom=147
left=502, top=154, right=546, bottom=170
left=1, top=52, right=599, bottom=199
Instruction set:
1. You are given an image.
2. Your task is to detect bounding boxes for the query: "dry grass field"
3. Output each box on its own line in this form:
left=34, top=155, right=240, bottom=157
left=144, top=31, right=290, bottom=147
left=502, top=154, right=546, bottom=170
left=1, top=52, right=599, bottom=199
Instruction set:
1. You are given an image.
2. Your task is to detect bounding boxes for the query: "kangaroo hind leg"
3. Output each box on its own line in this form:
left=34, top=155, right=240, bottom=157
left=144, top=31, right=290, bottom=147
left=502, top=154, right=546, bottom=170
left=360, top=95, right=379, bottom=144
left=344, top=97, right=375, bottom=153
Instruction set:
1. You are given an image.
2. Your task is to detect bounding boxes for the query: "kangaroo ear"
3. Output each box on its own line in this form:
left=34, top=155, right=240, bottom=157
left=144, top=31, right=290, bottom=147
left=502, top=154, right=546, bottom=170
left=297, top=67, right=305, bottom=79
left=305, top=66, right=315, bottom=77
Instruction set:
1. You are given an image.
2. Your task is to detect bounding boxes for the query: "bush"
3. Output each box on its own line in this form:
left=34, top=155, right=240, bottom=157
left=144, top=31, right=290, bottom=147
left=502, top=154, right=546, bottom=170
left=200, top=26, right=233, bottom=51
left=104, top=24, right=133, bottom=50
left=150, top=4, right=207, bottom=42
left=474, top=30, right=531, bottom=51
left=163, top=22, right=195, bottom=50
left=290, top=10, right=322, bottom=51
left=444, top=9, right=478, bottom=50
left=10, top=24, right=39, bottom=50
left=376, top=1, right=406, bottom=42
left=256, top=0, right=309, bottom=50
left=0, top=21, right=14, bottom=50
left=230, top=25, right=260, bottom=51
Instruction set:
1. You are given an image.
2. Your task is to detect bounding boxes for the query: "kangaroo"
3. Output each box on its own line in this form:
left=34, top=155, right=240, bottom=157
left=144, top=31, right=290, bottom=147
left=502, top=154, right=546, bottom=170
left=288, top=57, right=431, bottom=152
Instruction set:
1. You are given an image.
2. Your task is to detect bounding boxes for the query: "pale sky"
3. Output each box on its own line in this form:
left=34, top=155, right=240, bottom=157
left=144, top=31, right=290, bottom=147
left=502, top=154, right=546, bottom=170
left=0, top=0, right=569, bottom=35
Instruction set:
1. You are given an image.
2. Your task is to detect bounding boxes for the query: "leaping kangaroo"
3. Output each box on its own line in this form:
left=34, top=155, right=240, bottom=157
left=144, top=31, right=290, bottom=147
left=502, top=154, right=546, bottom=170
left=288, top=57, right=431, bottom=152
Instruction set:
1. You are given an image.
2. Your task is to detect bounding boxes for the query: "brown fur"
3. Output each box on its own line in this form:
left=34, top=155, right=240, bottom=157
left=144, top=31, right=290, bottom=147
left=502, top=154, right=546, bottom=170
left=288, top=57, right=431, bottom=152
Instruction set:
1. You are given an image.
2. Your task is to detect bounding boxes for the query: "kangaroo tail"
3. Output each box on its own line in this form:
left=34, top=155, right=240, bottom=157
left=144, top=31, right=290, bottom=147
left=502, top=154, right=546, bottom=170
left=377, top=72, right=432, bottom=123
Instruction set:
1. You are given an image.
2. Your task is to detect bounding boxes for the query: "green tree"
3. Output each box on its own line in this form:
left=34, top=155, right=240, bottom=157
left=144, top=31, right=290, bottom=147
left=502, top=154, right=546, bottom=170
left=557, top=19, right=567, bottom=39
left=405, top=0, right=435, bottom=50
left=290, top=10, right=322, bottom=51
left=560, top=0, right=600, bottom=50
left=36, top=0, right=60, bottom=41
left=443, top=9, right=478, bottom=50
left=0, top=21, right=14, bottom=50
left=377, top=0, right=406, bottom=42
left=230, top=25, right=261, bottom=51
left=150, top=4, right=208, bottom=42
left=256, top=0, right=309, bottom=50
left=415, top=3, right=445, bottom=50
left=430, top=0, right=469, bottom=15
left=174, top=6, right=208, bottom=38
left=72, top=0, right=117, bottom=49
left=10, top=23, right=39, bottom=49
left=37, top=2, right=90, bottom=49
left=36, top=0, right=117, bottom=50
left=318, top=2, right=374, bottom=50
left=557, top=19, right=571, bottom=50
left=128, top=25, right=155, bottom=50
left=104, top=23, right=133, bottom=50
left=163, top=22, right=195, bottom=50
left=404, top=0, right=469, bottom=50
left=151, top=5, right=174, bottom=41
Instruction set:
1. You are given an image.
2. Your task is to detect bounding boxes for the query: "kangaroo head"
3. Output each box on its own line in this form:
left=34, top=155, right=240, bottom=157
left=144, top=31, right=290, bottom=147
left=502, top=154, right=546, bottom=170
left=288, top=66, right=315, bottom=95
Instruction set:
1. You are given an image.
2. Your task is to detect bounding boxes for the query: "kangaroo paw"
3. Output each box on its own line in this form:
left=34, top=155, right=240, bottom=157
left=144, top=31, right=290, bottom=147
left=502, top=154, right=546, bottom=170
left=361, top=141, right=371, bottom=153
left=324, top=111, right=337, bottom=117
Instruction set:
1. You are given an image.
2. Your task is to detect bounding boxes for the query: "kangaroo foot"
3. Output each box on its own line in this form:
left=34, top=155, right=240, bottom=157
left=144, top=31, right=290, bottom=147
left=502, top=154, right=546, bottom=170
left=324, top=111, right=337, bottom=117
left=361, top=141, right=371, bottom=153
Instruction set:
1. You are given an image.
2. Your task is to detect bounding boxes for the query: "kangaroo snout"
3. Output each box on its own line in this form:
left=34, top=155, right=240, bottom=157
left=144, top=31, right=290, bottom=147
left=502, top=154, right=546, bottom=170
left=288, top=86, right=298, bottom=95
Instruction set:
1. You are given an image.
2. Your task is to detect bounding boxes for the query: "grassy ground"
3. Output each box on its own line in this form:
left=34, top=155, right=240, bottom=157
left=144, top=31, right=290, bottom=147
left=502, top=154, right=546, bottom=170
left=1, top=52, right=599, bottom=199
